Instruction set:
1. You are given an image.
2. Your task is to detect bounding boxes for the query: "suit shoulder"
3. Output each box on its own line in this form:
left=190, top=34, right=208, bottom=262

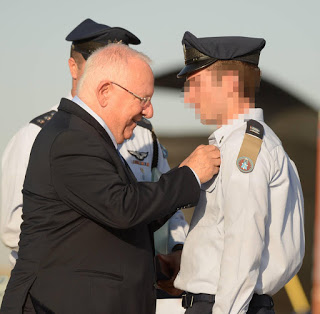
left=51, top=128, right=110, bottom=158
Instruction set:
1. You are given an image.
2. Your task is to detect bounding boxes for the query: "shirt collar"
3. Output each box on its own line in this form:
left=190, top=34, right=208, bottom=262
left=72, top=96, right=118, bottom=149
left=51, top=92, right=73, bottom=112
left=209, top=108, right=264, bottom=147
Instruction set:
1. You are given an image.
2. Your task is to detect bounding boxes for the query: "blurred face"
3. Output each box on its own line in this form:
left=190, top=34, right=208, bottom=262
left=183, top=67, right=249, bottom=126
left=104, top=58, right=154, bottom=144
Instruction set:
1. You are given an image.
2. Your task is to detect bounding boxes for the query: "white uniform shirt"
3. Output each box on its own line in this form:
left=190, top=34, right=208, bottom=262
left=1, top=96, right=188, bottom=266
left=1, top=102, right=61, bottom=265
left=174, top=108, right=305, bottom=314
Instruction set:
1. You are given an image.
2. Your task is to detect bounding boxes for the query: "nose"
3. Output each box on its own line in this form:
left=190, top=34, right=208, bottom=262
left=184, top=85, right=197, bottom=104
left=142, top=102, right=153, bottom=119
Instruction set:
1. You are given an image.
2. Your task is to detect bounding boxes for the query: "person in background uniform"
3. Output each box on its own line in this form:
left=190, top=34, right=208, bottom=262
left=159, top=32, right=305, bottom=314
left=1, top=18, right=188, bottom=314
left=1, top=43, right=220, bottom=314
left=119, top=119, right=189, bottom=255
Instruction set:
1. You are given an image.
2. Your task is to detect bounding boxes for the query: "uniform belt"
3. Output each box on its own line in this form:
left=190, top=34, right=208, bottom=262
left=182, top=292, right=273, bottom=309
left=249, top=294, right=274, bottom=309
left=182, top=292, right=215, bottom=308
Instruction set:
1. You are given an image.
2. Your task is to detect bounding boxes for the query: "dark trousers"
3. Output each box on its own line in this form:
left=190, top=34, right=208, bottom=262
left=184, top=294, right=275, bottom=314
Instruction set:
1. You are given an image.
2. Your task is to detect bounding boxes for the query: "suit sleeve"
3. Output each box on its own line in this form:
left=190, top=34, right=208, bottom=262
left=156, top=139, right=189, bottom=250
left=50, top=130, right=200, bottom=230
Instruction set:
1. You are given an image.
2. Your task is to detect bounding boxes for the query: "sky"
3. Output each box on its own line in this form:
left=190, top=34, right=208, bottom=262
left=0, top=0, right=319, bottom=267
left=1, top=1, right=319, bottom=140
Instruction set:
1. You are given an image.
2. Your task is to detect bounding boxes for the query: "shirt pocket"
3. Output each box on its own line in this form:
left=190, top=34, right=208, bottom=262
left=190, top=174, right=220, bottom=229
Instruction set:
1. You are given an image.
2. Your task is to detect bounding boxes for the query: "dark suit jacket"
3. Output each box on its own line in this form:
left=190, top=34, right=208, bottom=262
left=1, top=99, right=200, bottom=314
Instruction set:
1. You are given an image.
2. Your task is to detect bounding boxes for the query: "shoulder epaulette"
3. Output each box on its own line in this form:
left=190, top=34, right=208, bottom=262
left=30, top=110, right=57, bottom=128
left=236, top=119, right=264, bottom=173
left=137, top=117, right=153, bottom=132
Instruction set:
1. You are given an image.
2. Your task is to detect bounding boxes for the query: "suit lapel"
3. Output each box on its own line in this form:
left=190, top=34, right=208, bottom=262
left=119, top=154, right=137, bottom=183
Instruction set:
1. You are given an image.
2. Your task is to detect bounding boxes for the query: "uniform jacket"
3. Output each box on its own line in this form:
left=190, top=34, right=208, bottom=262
left=1, top=98, right=200, bottom=314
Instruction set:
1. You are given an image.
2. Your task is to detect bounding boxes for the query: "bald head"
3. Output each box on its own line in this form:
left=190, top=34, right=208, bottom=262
left=76, top=44, right=154, bottom=144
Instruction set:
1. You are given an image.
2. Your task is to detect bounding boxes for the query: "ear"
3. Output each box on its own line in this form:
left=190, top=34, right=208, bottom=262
left=68, top=57, right=78, bottom=80
left=97, top=80, right=112, bottom=108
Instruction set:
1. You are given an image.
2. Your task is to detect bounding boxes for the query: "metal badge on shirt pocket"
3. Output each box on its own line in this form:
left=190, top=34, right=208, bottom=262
left=127, top=150, right=149, bottom=167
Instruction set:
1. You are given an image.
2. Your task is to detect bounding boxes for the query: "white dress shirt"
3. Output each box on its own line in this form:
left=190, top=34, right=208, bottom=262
left=174, top=108, right=305, bottom=314
left=0, top=93, right=71, bottom=265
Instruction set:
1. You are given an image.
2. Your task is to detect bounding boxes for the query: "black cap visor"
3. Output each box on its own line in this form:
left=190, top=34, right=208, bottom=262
left=177, top=57, right=217, bottom=78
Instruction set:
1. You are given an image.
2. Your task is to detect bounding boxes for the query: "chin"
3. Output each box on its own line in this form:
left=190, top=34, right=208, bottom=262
left=201, top=119, right=215, bottom=125
left=124, top=124, right=137, bottom=139
left=123, top=130, right=134, bottom=141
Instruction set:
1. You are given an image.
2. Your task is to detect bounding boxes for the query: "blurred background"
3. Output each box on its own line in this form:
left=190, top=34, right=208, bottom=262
left=0, top=1, right=319, bottom=312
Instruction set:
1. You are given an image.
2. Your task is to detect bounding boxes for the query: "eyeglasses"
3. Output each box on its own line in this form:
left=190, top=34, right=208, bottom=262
left=111, top=82, right=152, bottom=109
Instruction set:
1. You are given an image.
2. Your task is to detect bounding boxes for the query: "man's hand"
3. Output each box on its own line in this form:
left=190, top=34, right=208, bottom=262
left=156, top=250, right=183, bottom=296
left=180, top=145, right=220, bottom=184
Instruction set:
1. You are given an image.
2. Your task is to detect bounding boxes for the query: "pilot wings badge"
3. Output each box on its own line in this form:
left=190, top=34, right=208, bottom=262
left=128, top=150, right=148, bottom=161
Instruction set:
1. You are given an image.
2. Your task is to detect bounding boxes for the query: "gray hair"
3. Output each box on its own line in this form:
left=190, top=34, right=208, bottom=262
left=77, top=44, right=151, bottom=94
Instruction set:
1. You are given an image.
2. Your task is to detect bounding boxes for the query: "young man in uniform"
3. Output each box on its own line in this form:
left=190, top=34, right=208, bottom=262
left=1, top=19, right=188, bottom=313
left=159, top=32, right=305, bottom=313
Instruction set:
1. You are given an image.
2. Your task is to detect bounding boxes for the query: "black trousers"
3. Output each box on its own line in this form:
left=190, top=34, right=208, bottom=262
left=184, top=294, right=275, bottom=314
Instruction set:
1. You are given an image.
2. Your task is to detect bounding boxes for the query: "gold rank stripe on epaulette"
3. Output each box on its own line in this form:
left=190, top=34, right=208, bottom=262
left=30, top=110, right=57, bottom=128
left=236, top=119, right=264, bottom=173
